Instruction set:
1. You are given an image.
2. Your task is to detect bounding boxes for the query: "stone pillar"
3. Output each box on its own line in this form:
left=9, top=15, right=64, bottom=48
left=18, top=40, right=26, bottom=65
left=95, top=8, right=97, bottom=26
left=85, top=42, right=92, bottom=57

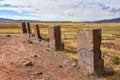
left=34, top=25, right=42, bottom=39
left=27, top=22, right=31, bottom=34
left=21, top=22, right=27, bottom=34
left=26, top=22, right=31, bottom=41
left=77, top=28, right=104, bottom=75
left=48, top=26, right=64, bottom=51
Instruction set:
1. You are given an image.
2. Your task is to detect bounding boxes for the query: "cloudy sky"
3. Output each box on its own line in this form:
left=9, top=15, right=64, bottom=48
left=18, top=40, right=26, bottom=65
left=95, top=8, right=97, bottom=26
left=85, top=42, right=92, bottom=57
left=0, top=0, right=120, bottom=21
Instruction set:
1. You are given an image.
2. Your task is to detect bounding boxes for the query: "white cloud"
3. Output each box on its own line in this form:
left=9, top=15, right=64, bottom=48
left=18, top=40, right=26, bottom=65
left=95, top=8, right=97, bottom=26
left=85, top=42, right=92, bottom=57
left=0, top=0, right=120, bottom=21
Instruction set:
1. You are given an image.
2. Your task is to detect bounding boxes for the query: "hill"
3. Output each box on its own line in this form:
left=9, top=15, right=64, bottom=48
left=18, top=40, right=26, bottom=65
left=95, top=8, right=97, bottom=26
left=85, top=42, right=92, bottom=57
left=0, top=17, right=120, bottom=23
left=93, top=18, right=120, bottom=23
left=0, top=18, right=40, bottom=22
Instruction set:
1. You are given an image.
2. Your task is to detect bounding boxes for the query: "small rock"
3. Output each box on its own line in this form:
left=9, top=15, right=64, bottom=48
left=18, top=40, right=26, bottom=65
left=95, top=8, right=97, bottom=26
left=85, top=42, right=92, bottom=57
left=23, top=61, right=34, bottom=66
left=31, top=34, right=35, bottom=37
left=33, top=71, right=43, bottom=76
left=32, top=54, right=38, bottom=58
left=59, top=65, right=63, bottom=68
left=37, top=72, right=43, bottom=76
left=28, top=41, right=33, bottom=44
left=71, top=62, right=77, bottom=67
left=38, top=39, right=42, bottom=41
left=6, top=34, right=11, bottom=37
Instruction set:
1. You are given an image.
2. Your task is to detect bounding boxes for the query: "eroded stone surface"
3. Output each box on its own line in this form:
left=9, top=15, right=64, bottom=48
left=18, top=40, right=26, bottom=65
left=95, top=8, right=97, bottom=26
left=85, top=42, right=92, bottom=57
left=21, top=22, right=27, bottom=34
left=26, top=23, right=31, bottom=34
left=34, top=25, right=42, bottom=39
left=48, top=26, right=64, bottom=51
left=77, top=28, right=104, bottom=75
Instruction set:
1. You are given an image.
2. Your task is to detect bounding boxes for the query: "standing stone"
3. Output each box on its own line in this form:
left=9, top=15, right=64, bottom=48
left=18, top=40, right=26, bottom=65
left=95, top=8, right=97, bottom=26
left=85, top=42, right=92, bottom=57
left=21, top=22, right=27, bottom=34
left=48, top=26, right=64, bottom=51
left=27, top=22, right=31, bottom=34
left=26, top=22, right=31, bottom=41
left=77, top=28, right=104, bottom=75
left=34, top=25, right=42, bottom=39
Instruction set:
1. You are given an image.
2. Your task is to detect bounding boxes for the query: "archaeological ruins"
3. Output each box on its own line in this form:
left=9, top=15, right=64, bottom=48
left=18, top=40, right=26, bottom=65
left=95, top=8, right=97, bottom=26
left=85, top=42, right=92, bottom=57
left=21, top=22, right=105, bottom=75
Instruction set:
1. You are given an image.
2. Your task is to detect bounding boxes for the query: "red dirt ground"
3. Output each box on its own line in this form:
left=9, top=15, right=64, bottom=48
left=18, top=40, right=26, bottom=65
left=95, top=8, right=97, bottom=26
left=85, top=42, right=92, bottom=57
left=0, top=34, right=93, bottom=80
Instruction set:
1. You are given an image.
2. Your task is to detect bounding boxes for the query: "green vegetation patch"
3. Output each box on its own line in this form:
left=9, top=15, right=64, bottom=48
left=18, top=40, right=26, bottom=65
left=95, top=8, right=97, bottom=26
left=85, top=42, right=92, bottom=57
left=111, top=56, right=120, bottom=64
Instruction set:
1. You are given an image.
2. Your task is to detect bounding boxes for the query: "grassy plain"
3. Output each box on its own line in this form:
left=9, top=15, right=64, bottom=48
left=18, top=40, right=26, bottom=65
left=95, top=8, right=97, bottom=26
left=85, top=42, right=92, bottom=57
left=0, top=22, right=120, bottom=80
left=1, top=22, right=120, bottom=41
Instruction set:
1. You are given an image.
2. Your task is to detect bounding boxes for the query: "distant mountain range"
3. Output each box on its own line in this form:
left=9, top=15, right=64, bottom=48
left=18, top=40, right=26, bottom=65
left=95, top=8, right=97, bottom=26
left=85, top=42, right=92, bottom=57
left=0, top=17, right=120, bottom=23
left=0, top=18, right=40, bottom=22
left=92, top=18, right=120, bottom=23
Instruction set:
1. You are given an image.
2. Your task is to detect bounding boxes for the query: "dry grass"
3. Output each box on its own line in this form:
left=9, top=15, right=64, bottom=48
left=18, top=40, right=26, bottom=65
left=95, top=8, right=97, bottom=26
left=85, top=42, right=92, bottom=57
left=100, top=48, right=120, bottom=80
left=0, top=27, right=20, bottom=34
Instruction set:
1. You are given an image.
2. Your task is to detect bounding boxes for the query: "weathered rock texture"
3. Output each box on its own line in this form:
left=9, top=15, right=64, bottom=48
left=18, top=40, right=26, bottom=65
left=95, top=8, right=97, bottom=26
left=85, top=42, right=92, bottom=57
left=26, top=23, right=31, bottom=41
left=26, top=23, right=31, bottom=34
left=77, top=28, right=104, bottom=75
left=21, top=22, right=27, bottom=34
left=34, top=25, right=42, bottom=39
left=48, top=26, right=64, bottom=51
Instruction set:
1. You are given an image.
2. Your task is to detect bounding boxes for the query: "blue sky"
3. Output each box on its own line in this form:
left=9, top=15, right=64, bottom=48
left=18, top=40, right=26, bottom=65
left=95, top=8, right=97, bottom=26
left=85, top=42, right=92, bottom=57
left=0, top=0, right=120, bottom=21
